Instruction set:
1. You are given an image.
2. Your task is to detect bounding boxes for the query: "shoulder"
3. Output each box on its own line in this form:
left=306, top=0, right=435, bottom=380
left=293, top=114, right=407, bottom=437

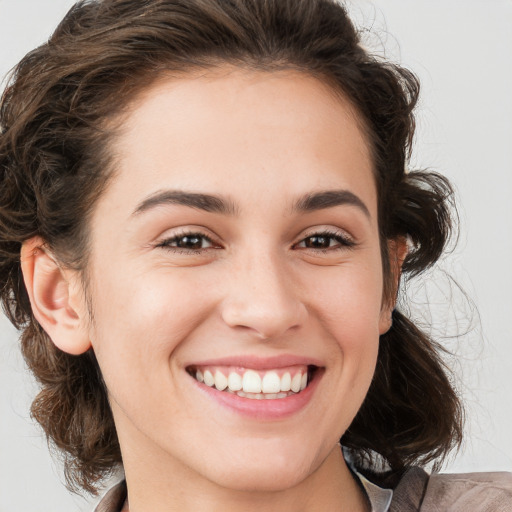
left=423, top=471, right=512, bottom=511
left=391, top=467, right=512, bottom=512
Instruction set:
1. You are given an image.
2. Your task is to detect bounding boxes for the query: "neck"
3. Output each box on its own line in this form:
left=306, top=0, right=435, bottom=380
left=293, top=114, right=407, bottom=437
left=121, top=443, right=369, bottom=512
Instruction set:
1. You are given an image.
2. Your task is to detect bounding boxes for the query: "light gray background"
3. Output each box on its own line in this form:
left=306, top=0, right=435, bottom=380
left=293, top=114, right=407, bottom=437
left=1, top=1, right=511, bottom=510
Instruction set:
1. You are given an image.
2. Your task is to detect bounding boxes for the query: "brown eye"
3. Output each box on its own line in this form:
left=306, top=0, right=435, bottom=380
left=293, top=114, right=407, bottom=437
left=295, top=231, right=355, bottom=251
left=176, top=235, right=204, bottom=249
left=157, top=233, right=216, bottom=251
left=303, top=235, right=333, bottom=249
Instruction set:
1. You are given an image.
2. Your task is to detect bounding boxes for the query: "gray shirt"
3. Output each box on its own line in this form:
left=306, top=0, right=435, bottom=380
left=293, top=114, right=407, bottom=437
left=94, top=468, right=512, bottom=511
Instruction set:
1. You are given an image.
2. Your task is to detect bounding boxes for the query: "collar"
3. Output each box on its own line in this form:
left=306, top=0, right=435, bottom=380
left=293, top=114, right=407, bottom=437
left=352, top=469, right=394, bottom=512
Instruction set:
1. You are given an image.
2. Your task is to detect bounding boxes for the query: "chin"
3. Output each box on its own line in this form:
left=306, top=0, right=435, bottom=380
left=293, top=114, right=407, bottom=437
left=198, top=442, right=323, bottom=493
left=217, top=467, right=309, bottom=493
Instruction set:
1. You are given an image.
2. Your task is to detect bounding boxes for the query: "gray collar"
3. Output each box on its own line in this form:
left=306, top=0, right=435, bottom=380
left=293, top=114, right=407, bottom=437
left=353, top=469, right=393, bottom=512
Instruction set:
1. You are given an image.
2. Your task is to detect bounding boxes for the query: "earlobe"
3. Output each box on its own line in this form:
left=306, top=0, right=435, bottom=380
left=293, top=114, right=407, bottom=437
left=20, top=237, right=91, bottom=355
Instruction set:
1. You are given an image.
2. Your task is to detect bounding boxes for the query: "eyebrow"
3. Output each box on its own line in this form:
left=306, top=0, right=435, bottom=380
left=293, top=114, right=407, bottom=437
left=132, top=188, right=370, bottom=218
left=292, top=190, right=370, bottom=218
left=132, top=190, right=238, bottom=216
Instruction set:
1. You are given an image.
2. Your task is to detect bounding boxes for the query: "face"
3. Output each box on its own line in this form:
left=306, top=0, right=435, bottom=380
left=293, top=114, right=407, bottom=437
left=78, top=68, right=392, bottom=492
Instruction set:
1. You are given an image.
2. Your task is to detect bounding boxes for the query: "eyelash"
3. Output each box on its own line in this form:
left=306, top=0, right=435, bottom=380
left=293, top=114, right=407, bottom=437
left=294, top=229, right=356, bottom=252
left=155, top=231, right=218, bottom=253
left=155, top=229, right=355, bottom=254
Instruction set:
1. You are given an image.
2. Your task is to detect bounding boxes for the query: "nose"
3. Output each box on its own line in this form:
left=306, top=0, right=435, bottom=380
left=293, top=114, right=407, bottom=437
left=220, top=252, right=307, bottom=340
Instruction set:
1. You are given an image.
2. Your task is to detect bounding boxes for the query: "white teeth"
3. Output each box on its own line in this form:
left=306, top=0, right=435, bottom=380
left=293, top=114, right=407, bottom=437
left=242, top=370, right=262, bottom=393
left=280, top=372, right=291, bottom=392
left=203, top=370, right=215, bottom=387
left=291, top=373, right=302, bottom=393
left=300, top=372, right=308, bottom=391
left=236, top=391, right=294, bottom=400
left=214, top=370, right=228, bottom=391
left=194, top=367, right=312, bottom=397
left=261, top=371, right=281, bottom=393
left=227, top=372, right=243, bottom=391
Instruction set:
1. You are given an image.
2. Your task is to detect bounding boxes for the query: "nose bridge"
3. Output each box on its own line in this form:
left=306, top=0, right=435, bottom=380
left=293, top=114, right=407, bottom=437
left=221, top=247, right=306, bottom=339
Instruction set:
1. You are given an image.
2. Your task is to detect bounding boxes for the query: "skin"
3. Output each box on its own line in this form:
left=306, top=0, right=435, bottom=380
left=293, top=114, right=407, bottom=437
left=22, top=67, right=403, bottom=511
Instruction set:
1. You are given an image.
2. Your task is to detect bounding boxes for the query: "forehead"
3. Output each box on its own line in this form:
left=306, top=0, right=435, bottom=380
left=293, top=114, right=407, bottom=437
left=101, top=66, right=376, bottom=218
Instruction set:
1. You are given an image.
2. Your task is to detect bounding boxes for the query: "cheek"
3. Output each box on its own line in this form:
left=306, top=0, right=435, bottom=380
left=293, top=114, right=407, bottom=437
left=309, top=259, right=384, bottom=330
left=86, top=266, right=217, bottom=391
left=307, top=259, right=383, bottom=381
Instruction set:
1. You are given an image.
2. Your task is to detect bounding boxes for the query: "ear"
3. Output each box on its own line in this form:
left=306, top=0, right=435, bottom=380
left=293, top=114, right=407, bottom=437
left=20, top=237, right=91, bottom=355
left=379, top=237, right=408, bottom=335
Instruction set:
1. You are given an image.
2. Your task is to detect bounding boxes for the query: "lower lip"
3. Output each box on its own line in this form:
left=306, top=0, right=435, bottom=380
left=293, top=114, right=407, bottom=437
left=192, top=370, right=322, bottom=420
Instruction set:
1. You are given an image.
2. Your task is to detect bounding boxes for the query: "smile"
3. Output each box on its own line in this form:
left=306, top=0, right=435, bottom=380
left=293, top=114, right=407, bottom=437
left=188, top=365, right=316, bottom=400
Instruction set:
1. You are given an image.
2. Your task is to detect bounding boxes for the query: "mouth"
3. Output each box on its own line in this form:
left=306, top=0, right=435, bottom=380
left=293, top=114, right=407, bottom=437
left=186, top=364, right=319, bottom=400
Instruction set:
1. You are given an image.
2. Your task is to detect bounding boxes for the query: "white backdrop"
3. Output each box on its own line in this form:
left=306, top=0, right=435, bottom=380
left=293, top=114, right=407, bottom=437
left=0, top=1, right=511, bottom=510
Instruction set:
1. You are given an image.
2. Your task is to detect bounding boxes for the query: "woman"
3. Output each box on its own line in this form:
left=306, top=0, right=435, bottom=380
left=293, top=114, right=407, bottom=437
left=0, top=0, right=510, bottom=510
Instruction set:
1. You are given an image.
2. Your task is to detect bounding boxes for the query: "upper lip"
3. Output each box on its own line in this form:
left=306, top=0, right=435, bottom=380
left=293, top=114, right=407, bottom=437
left=185, top=354, right=323, bottom=370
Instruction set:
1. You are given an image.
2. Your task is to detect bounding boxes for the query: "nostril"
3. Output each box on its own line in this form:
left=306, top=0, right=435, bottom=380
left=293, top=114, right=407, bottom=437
left=221, top=305, right=307, bottom=340
left=219, top=277, right=307, bottom=340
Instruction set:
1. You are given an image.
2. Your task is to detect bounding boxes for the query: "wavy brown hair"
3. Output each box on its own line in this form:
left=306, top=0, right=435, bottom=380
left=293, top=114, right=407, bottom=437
left=0, top=0, right=463, bottom=494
